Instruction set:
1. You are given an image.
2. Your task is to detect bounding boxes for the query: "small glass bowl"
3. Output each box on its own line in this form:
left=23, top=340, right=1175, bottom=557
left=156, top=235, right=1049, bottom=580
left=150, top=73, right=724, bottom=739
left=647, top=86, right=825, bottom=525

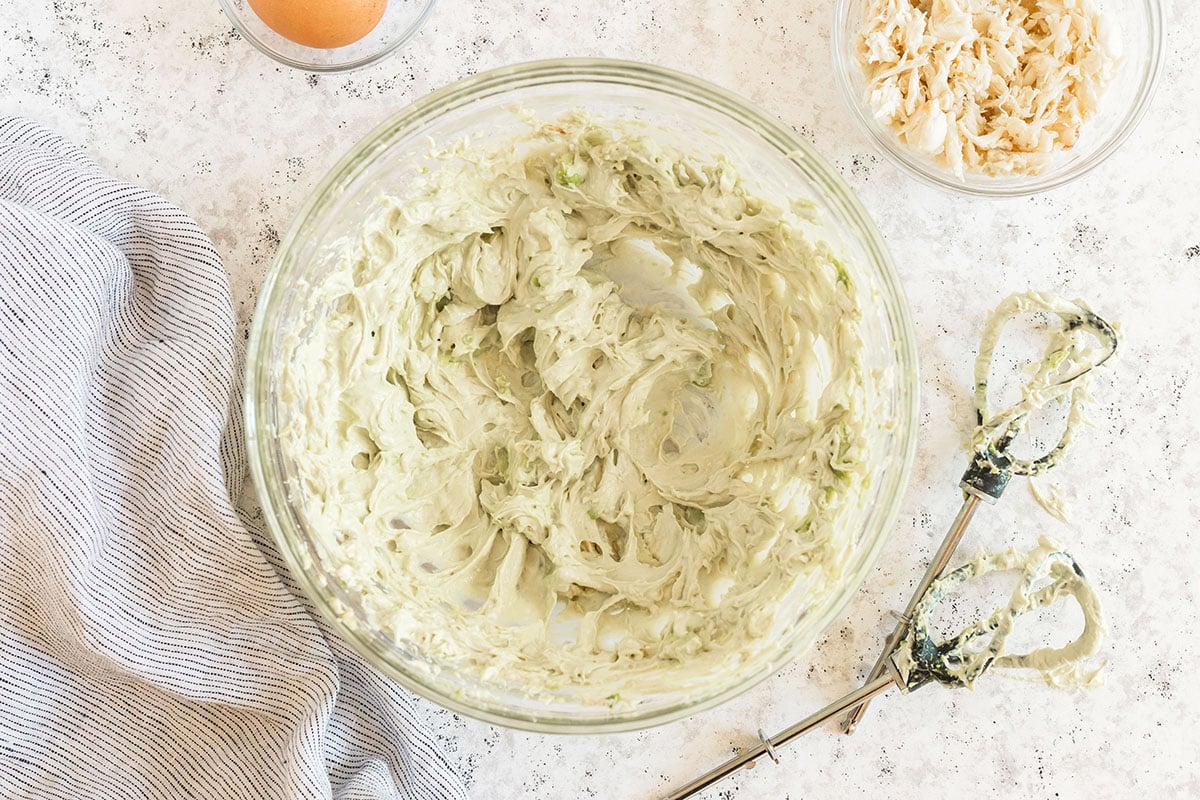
left=218, top=0, right=435, bottom=72
left=832, top=0, right=1163, bottom=196
left=246, top=59, right=920, bottom=732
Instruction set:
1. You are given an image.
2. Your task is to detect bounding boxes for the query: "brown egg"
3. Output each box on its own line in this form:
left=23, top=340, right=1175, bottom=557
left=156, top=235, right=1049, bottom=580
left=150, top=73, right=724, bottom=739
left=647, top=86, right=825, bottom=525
left=248, top=0, right=387, bottom=49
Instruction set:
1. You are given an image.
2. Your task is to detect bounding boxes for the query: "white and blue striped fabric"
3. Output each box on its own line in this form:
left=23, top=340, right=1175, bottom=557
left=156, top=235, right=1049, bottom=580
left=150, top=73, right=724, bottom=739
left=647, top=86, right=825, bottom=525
left=0, top=117, right=467, bottom=800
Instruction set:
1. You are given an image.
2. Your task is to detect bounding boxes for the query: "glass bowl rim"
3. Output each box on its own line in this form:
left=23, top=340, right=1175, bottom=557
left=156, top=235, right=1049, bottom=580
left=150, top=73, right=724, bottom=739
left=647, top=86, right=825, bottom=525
left=244, top=57, right=921, bottom=733
left=216, top=0, right=437, bottom=73
left=830, top=0, right=1165, bottom=197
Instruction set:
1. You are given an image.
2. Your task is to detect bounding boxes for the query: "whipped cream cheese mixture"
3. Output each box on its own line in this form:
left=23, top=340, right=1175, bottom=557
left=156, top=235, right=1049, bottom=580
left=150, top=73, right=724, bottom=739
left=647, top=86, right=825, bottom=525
left=857, top=0, right=1120, bottom=177
left=281, top=114, right=875, bottom=700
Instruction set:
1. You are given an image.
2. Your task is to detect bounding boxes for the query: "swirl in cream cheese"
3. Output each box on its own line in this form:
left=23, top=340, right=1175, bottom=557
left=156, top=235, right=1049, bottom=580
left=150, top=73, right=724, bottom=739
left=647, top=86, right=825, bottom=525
left=281, top=114, right=874, bottom=701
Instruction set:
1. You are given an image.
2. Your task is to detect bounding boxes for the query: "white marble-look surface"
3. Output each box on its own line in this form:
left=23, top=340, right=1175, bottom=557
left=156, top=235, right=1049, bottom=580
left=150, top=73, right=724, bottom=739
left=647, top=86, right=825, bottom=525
left=3, top=1, right=1197, bottom=797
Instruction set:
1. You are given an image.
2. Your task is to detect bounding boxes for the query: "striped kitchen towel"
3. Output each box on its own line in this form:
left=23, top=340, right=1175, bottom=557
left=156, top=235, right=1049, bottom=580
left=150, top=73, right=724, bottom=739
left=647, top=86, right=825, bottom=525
left=0, top=117, right=468, bottom=800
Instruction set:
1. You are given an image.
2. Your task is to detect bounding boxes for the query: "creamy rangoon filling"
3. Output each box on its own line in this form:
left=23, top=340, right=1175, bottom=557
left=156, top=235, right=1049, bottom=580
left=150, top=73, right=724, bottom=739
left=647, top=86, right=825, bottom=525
left=858, top=0, right=1120, bottom=177
left=281, top=114, right=874, bottom=701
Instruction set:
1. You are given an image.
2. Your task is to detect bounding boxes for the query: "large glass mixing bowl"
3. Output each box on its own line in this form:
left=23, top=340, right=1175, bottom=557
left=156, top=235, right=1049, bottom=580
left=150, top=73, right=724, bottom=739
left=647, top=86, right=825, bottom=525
left=245, top=59, right=919, bottom=733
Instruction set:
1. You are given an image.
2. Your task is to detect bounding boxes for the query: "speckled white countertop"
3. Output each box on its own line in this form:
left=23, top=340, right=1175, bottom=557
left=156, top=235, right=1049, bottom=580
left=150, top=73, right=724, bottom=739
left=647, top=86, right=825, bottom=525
left=4, top=1, right=1198, bottom=798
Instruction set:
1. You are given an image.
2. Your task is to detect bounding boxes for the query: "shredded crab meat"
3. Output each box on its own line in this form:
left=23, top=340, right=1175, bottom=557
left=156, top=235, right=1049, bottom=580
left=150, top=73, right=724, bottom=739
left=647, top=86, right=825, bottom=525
left=856, top=0, right=1121, bottom=177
